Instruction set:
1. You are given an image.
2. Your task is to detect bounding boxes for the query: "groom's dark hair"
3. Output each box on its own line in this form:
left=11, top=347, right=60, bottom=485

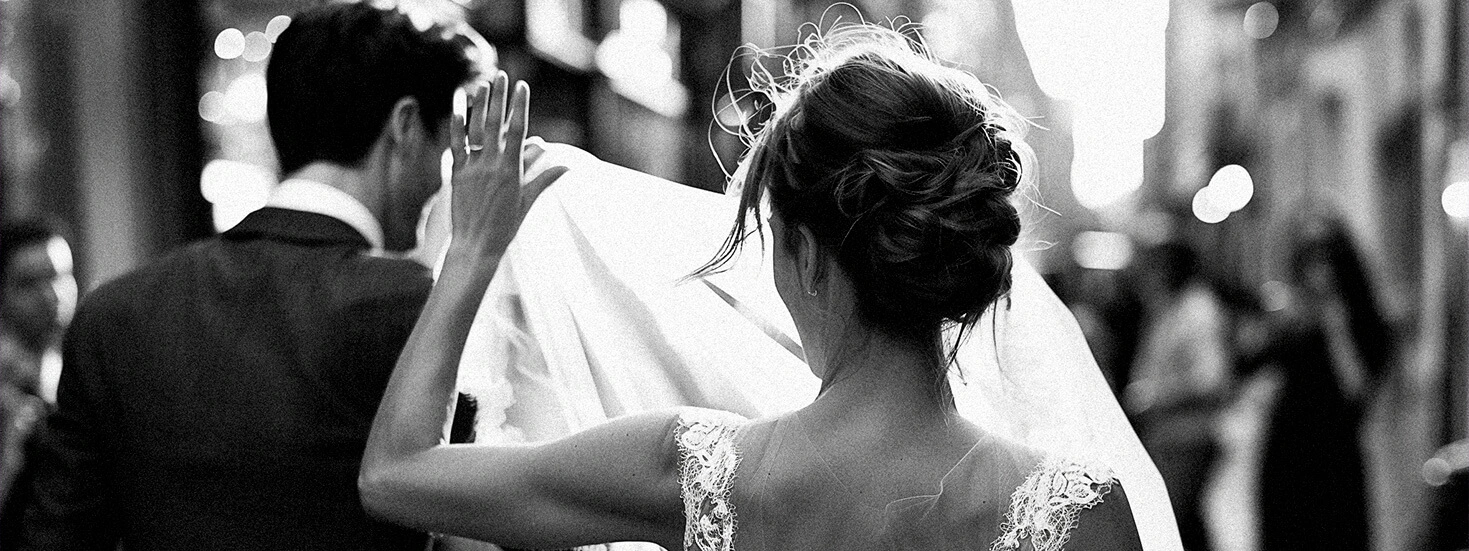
left=267, top=2, right=477, bottom=175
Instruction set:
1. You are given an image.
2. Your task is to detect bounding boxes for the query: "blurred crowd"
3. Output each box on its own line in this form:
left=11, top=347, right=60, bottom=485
left=1050, top=217, right=1413, bottom=551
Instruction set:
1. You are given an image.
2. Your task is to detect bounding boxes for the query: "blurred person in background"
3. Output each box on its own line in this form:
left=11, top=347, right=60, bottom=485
left=1239, top=219, right=1390, bottom=551
left=15, top=4, right=480, bottom=550
left=1125, top=240, right=1230, bottom=551
left=1053, top=265, right=1147, bottom=395
left=0, top=219, right=75, bottom=532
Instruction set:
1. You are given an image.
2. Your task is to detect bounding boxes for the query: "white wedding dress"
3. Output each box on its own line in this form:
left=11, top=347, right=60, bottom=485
left=437, top=142, right=1182, bottom=551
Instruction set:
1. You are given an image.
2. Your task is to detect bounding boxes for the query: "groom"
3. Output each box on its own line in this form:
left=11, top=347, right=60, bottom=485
left=16, top=4, right=479, bottom=550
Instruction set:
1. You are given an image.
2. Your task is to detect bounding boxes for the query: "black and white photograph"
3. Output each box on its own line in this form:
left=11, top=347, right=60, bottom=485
left=0, top=0, right=1464, bottom=549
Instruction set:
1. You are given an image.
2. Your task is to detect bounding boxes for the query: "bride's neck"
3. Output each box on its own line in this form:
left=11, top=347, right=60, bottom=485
left=809, top=327, right=958, bottom=430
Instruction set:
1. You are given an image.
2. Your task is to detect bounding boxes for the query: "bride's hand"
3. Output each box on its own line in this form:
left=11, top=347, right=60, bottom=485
left=447, top=72, right=568, bottom=262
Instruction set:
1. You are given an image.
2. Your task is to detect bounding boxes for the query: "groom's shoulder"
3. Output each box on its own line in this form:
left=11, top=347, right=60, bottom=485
left=337, top=252, right=432, bottom=286
left=77, top=238, right=224, bottom=310
left=329, top=259, right=433, bottom=332
left=78, top=236, right=431, bottom=321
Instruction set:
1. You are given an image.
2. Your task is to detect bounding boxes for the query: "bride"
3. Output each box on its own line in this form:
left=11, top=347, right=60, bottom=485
left=364, top=23, right=1168, bottom=550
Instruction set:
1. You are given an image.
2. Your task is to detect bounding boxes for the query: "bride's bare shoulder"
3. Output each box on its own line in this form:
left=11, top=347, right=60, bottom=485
left=1064, top=481, right=1144, bottom=551
left=990, top=454, right=1142, bottom=551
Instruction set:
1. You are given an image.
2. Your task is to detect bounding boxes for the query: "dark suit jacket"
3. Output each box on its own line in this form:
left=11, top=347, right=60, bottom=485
left=19, top=208, right=433, bottom=551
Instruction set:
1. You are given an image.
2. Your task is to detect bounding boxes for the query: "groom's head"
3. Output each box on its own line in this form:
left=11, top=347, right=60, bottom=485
left=267, top=2, right=479, bottom=251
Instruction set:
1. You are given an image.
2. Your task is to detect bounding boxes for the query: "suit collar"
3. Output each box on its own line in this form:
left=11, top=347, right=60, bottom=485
left=223, top=208, right=373, bottom=250
left=265, top=178, right=386, bottom=252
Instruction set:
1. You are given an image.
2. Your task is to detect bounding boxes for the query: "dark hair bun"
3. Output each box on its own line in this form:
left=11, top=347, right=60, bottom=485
left=699, top=23, right=1030, bottom=332
left=836, top=121, right=1022, bottom=326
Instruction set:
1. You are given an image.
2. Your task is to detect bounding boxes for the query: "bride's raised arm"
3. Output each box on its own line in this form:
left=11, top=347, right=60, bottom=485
left=358, top=72, right=684, bottom=550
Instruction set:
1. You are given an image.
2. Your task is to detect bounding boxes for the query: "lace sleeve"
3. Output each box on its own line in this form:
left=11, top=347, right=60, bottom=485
left=991, top=457, right=1118, bottom=551
left=675, top=412, right=743, bottom=551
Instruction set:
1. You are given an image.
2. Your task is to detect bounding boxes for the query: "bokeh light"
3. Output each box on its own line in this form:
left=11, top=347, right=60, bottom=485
left=1072, top=231, right=1135, bottom=271
left=1243, top=2, right=1280, bottom=40
left=1189, top=164, right=1254, bottom=222
left=1446, top=139, right=1469, bottom=219
left=265, top=15, right=292, bottom=42
left=1071, top=127, right=1144, bottom=209
left=45, top=235, right=78, bottom=327
left=242, top=32, right=272, bottom=62
left=1208, top=164, right=1255, bottom=212
left=214, top=28, right=246, bottom=60
left=201, top=159, right=275, bottom=232
left=1192, top=186, right=1229, bottom=223
left=198, top=91, right=228, bottom=123
left=224, top=73, right=268, bottom=123
left=1443, top=181, right=1469, bottom=219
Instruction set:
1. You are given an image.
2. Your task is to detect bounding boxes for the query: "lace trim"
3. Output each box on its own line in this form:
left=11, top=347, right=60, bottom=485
left=676, top=413, right=742, bottom=551
left=990, top=457, right=1117, bottom=551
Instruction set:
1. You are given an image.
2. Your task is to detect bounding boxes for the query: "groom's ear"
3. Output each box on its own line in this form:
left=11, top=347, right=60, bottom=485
left=385, top=96, right=424, bottom=147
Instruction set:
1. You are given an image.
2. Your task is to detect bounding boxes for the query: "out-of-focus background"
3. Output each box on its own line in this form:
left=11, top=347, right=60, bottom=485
left=0, top=0, right=1464, bottom=550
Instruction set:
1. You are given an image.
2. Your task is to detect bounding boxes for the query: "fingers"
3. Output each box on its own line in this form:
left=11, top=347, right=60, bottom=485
left=449, top=87, right=469, bottom=167
left=466, top=81, right=490, bottom=150
left=522, top=140, right=546, bottom=170
left=486, top=71, right=509, bottom=151
left=521, top=165, right=569, bottom=216
left=504, top=81, right=530, bottom=171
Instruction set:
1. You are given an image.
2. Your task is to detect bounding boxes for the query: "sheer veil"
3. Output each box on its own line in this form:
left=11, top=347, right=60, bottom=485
left=446, top=142, right=1182, bottom=550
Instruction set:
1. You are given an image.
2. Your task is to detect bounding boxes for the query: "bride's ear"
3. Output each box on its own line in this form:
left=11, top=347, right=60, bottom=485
left=794, top=225, right=826, bottom=298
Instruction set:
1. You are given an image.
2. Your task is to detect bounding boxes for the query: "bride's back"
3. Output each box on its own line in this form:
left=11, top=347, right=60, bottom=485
left=674, top=408, right=1140, bottom=551
left=727, top=415, right=1026, bottom=550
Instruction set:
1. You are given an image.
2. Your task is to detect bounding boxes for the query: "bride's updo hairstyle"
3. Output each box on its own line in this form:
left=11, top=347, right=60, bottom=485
left=701, top=21, right=1030, bottom=348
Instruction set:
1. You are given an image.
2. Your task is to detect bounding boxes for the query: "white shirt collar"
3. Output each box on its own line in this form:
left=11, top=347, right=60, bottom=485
left=265, top=178, right=385, bottom=253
